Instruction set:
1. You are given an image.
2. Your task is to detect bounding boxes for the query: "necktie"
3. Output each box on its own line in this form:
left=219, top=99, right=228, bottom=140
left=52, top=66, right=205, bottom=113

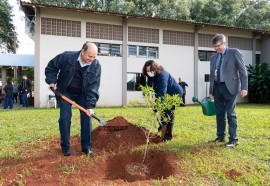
left=217, top=54, right=223, bottom=83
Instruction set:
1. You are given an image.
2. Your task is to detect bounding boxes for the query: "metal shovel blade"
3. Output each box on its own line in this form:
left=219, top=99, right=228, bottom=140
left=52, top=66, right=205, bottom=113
left=98, top=121, right=107, bottom=127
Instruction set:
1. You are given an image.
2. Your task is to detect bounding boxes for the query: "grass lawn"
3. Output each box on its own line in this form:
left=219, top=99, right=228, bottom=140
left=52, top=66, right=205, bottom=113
left=0, top=104, right=269, bottom=185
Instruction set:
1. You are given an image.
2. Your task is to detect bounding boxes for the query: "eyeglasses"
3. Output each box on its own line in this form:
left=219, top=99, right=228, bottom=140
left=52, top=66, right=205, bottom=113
left=214, top=42, right=224, bottom=48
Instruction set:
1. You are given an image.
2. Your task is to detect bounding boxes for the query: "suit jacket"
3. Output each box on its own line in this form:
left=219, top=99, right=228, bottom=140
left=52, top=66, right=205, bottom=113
left=209, top=48, right=248, bottom=96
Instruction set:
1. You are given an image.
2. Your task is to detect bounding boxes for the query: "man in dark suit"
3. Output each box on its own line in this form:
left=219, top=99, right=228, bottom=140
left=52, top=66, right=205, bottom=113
left=45, top=42, right=101, bottom=156
left=209, top=34, right=248, bottom=147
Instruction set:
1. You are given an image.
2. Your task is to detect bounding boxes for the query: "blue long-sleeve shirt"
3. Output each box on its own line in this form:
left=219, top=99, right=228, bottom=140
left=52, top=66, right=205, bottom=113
left=148, top=70, right=183, bottom=99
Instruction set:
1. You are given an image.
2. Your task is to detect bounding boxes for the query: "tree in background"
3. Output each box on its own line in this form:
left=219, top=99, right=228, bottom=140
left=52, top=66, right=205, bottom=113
left=189, top=0, right=243, bottom=26
left=27, top=0, right=270, bottom=30
left=0, top=0, right=18, bottom=53
left=156, top=0, right=190, bottom=20
left=237, top=0, right=270, bottom=30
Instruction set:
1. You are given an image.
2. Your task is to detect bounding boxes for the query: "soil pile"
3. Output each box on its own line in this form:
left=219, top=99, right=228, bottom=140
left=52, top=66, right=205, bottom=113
left=92, top=116, right=162, bottom=153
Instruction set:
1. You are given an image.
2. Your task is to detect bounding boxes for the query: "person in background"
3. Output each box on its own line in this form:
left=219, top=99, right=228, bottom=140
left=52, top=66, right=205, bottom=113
left=178, top=77, right=188, bottom=105
left=20, top=74, right=32, bottom=108
left=45, top=42, right=101, bottom=157
left=142, top=60, right=183, bottom=142
left=12, top=82, right=19, bottom=103
left=209, top=34, right=248, bottom=147
left=3, top=80, right=13, bottom=109
left=18, top=84, right=22, bottom=105
left=0, top=86, right=2, bottom=104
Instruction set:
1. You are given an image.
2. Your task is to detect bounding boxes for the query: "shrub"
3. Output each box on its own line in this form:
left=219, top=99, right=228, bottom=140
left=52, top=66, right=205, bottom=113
left=246, top=63, right=270, bottom=103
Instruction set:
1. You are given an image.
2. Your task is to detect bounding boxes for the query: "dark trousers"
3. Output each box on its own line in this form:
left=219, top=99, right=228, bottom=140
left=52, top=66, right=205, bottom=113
left=19, top=93, right=23, bottom=104
left=59, top=91, right=92, bottom=151
left=213, top=82, right=238, bottom=141
left=4, top=96, right=13, bottom=109
left=182, top=93, right=186, bottom=104
left=21, top=91, right=29, bottom=107
left=13, top=93, right=18, bottom=103
left=161, top=110, right=175, bottom=140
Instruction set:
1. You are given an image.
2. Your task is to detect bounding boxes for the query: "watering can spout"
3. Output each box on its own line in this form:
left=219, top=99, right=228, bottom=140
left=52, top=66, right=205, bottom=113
left=192, top=96, right=199, bottom=103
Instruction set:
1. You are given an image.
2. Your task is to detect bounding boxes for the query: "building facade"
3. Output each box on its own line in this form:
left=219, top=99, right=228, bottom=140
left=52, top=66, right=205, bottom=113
left=21, top=2, right=270, bottom=108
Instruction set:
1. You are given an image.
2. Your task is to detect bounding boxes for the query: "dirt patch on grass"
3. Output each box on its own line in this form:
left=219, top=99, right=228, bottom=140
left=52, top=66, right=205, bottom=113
left=227, top=169, right=242, bottom=179
left=0, top=116, right=182, bottom=185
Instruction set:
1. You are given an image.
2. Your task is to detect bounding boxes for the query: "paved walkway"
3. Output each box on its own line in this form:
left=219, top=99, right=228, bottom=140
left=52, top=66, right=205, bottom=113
left=0, top=102, right=33, bottom=110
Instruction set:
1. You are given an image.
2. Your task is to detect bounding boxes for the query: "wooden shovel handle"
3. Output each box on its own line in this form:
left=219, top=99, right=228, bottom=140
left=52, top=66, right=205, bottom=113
left=50, top=87, right=90, bottom=116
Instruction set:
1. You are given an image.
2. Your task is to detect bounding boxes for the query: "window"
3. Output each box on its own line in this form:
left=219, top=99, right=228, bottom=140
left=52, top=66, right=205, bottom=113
left=164, top=30, right=194, bottom=46
left=148, top=47, right=158, bottom=59
left=127, top=73, right=147, bottom=91
left=256, top=54, right=261, bottom=63
left=199, top=50, right=216, bottom=61
left=96, top=43, right=122, bottom=56
left=228, top=36, right=252, bottom=50
left=111, top=44, right=121, bottom=56
left=128, top=45, right=137, bottom=57
left=128, top=45, right=158, bottom=59
left=139, top=46, right=147, bottom=58
left=41, top=17, right=81, bottom=37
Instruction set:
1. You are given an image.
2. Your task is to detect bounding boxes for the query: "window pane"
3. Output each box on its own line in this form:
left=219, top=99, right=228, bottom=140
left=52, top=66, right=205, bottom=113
left=127, top=73, right=136, bottom=91
left=98, top=43, right=110, bottom=55
left=148, top=47, right=158, bottom=59
left=207, top=51, right=216, bottom=61
left=128, top=45, right=137, bottom=57
left=139, top=46, right=147, bottom=58
left=111, top=44, right=121, bottom=56
left=198, top=50, right=207, bottom=61
left=127, top=73, right=147, bottom=91
left=256, top=54, right=260, bottom=63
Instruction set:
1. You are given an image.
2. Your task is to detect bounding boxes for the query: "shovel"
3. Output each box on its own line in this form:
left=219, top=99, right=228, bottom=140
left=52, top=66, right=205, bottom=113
left=50, top=87, right=107, bottom=126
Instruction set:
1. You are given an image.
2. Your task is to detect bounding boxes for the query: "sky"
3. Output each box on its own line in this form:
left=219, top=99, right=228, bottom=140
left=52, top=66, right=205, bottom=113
left=8, top=0, right=34, bottom=54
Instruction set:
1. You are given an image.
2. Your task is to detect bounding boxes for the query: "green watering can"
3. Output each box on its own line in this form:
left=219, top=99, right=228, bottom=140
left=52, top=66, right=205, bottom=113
left=192, top=96, right=216, bottom=116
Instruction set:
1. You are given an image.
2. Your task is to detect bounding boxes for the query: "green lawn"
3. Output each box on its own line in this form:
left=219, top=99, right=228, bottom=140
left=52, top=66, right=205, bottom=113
left=0, top=104, right=269, bottom=185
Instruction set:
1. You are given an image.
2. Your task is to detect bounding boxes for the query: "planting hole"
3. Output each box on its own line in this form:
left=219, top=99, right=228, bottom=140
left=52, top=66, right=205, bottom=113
left=105, top=150, right=175, bottom=182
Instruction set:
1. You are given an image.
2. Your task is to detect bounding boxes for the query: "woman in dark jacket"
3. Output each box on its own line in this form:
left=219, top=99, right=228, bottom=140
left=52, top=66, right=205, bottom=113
left=142, top=60, right=183, bottom=142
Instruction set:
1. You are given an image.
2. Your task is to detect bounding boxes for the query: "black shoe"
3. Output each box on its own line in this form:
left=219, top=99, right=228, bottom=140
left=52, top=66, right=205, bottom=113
left=162, top=137, right=172, bottom=142
left=209, top=137, right=225, bottom=144
left=82, top=149, right=94, bottom=157
left=62, top=149, right=71, bottom=156
left=226, top=140, right=238, bottom=147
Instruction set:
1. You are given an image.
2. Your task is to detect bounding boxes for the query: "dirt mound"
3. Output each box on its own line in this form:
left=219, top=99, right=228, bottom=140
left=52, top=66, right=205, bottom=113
left=105, top=116, right=129, bottom=127
left=99, top=116, right=129, bottom=131
left=92, top=116, right=162, bottom=153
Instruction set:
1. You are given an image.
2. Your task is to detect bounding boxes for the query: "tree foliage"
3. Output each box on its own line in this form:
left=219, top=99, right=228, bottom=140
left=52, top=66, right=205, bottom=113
left=28, top=0, right=270, bottom=30
left=236, top=0, right=270, bottom=30
left=0, top=0, right=18, bottom=53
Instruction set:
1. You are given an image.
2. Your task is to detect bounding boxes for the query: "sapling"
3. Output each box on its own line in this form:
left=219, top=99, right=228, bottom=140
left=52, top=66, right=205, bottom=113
left=126, top=86, right=181, bottom=177
left=140, top=85, right=182, bottom=163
